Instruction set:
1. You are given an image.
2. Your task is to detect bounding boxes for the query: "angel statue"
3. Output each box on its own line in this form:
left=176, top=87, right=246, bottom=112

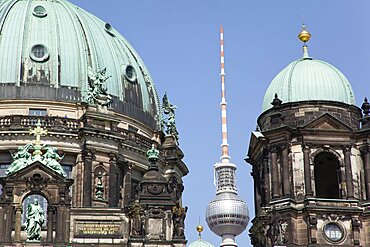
left=43, top=146, right=67, bottom=177
left=162, top=93, right=179, bottom=141
left=6, top=143, right=33, bottom=175
left=86, top=66, right=112, bottom=106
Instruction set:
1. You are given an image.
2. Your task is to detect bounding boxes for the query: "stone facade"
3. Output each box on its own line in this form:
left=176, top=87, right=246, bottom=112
left=0, top=99, right=188, bottom=246
left=248, top=98, right=370, bottom=246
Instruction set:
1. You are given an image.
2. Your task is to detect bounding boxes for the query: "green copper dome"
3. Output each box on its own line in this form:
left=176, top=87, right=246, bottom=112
left=262, top=49, right=355, bottom=112
left=188, top=239, right=214, bottom=247
left=0, top=0, right=159, bottom=124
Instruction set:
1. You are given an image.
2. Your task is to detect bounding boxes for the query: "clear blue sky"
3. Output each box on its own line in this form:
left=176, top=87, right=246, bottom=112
left=69, top=1, right=370, bottom=246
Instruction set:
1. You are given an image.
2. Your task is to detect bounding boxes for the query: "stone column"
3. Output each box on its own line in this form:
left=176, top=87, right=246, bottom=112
left=82, top=148, right=94, bottom=207
left=270, top=145, right=280, bottom=199
left=351, top=217, right=361, bottom=245
left=302, top=145, right=313, bottom=196
left=47, top=206, right=55, bottom=242
left=64, top=207, right=71, bottom=243
left=14, top=207, right=22, bottom=241
left=109, top=153, right=119, bottom=207
left=307, top=214, right=317, bottom=244
left=343, top=145, right=354, bottom=199
left=281, top=144, right=290, bottom=197
left=121, top=163, right=132, bottom=207
left=0, top=206, right=4, bottom=241
left=263, top=156, right=271, bottom=204
left=362, top=146, right=370, bottom=200
left=4, top=205, right=13, bottom=242
left=56, top=206, right=65, bottom=243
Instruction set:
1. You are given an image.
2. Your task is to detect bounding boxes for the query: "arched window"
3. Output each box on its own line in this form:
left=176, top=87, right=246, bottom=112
left=314, top=152, right=340, bottom=199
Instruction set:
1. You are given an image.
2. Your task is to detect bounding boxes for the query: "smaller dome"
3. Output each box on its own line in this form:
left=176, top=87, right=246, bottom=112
left=262, top=26, right=355, bottom=112
left=188, top=239, right=215, bottom=247
left=262, top=56, right=355, bottom=112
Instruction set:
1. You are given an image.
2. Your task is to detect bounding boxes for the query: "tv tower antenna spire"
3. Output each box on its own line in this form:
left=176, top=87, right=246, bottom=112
left=206, top=26, right=249, bottom=247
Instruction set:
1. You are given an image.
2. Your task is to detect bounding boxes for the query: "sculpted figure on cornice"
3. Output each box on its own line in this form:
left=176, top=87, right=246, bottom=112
left=87, top=66, right=112, bottom=107
left=6, top=144, right=66, bottom=177
left=6, top=143, right=33, bottom=175
left=43, top=147, right=67, bottom=177
left=162, top=93, right=179, bottom=141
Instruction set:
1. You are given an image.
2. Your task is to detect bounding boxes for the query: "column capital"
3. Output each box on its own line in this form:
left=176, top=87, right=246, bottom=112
left=360, top=145, right=370, bottom=154
left=109, top=152, right=118, bottom=163
left=268, top=145, right=279, bottom=153
left=281, top=143, right=290, bottom=151
left=47, top=205, right=56, bottom=212
left=14, top=207, right=22, bottom=213
left=342, top=144, right=352, bottom=153
left=301, top=144, right=311, bottom=152
left=82, top=148, right=95, bottom=160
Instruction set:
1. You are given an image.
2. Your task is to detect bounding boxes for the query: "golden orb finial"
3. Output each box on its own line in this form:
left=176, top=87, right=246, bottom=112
left=298, top=24, right=311, bottom=43
left=196, top=224, right=204, bottom=233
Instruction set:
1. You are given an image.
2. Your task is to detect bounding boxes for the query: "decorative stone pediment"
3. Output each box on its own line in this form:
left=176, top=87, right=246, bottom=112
left=302, top=113, right=353, bottom=131
left=6, top=160, right=66, bottom=182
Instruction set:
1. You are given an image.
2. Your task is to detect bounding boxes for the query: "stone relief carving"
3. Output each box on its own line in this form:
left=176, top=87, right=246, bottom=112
left=25, top=173, right=49, bottom=191
left=268, top=212, right=289, bottom=245
left=128, top=200, right=145, bottom=236
left=172, top=202, right=187, bottom=239
left=249, top=219, right=269, bottom=247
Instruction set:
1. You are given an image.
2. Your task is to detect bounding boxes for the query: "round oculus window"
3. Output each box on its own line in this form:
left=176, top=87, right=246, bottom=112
left=104, top=23, right=115, bottom=37
left=124, top=65, right=137, bottom=82
left=323, top=223, right=343, bottom=242
left=33, top=5, right=47, bottom=17
left=30, top=45, right=49, bottom=62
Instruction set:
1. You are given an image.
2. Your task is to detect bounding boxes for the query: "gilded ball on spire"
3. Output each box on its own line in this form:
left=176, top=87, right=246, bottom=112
left=196, top=224, right=204, bottom=233
left=298, top=24, right=311, bottom=43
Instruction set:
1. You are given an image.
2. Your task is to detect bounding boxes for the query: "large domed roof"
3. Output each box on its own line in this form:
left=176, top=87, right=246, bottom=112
left=262, top=46, right=355, bottom=112
left=0, top=0, right=159, bottom=125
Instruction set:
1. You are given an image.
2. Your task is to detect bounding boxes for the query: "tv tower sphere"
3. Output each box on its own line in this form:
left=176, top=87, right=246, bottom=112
left=206, top=189, right=249, bottom=237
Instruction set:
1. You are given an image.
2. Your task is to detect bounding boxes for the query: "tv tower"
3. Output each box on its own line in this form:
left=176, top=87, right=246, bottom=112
left=205, top=26, right=249, bottom=247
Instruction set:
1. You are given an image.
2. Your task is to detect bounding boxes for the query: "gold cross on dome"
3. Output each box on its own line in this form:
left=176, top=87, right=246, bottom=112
left=29, top=119, right=48, bottom=145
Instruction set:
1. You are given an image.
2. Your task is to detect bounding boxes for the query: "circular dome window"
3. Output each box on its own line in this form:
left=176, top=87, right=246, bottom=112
left=30, top=45, right=49, bottom=62
left=124, top=65, right=137, bottom=82
left=104, top=23, right=115, bottom=37
left=323, top=223, right=344, bottom=243
left=33, top=5, right=47, bottom=17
